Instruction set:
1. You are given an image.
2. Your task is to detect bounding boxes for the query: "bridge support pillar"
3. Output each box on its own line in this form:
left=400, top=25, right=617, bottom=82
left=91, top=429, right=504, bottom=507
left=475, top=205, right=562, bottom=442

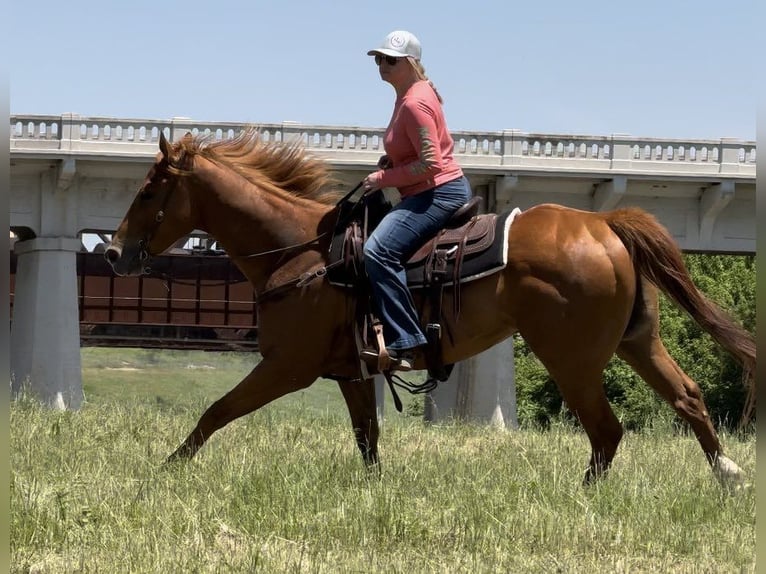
left=11, top=237, right=83, bottom=410
left=424, top=337, right=517, bottom=428
left=374, top=375, right=386, bottom=425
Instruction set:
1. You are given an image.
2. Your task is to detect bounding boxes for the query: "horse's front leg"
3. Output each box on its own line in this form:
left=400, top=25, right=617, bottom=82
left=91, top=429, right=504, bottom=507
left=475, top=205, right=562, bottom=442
left=166, top=357, right=317, bottom=462
left=337, top=378, right=380, bottom=468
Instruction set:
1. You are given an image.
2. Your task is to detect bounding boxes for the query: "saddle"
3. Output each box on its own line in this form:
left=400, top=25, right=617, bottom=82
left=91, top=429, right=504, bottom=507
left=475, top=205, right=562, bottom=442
left=329, top=196, right=503, bottom=289
left=326, top=193, right=519, bottom=403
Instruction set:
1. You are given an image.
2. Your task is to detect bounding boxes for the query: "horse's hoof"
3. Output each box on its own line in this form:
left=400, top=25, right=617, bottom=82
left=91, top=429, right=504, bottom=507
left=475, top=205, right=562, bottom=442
left=164, top=449, right=192, bottom=466
left=713, top=454, right=746, bottom=491
left=162, top=457, right=182, bottom=469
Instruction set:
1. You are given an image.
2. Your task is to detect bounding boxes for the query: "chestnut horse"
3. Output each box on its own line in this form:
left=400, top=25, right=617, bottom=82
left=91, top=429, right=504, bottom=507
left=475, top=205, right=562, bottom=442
left=105, top=129, right=754, bottom=486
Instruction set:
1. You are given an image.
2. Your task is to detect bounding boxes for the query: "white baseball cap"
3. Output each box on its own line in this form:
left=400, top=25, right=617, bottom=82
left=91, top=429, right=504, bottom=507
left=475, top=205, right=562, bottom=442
left=367, top=30, right=422, bottom=60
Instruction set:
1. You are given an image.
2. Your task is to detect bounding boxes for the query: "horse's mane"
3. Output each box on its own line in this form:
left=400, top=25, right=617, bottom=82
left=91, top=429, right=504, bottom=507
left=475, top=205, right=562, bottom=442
left=177, top=127, right=342, bottom=205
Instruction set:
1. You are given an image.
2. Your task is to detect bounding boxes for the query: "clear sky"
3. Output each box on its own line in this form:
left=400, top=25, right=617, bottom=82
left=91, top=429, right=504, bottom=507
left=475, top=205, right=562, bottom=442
left=9, top=0, right=758, bottom=141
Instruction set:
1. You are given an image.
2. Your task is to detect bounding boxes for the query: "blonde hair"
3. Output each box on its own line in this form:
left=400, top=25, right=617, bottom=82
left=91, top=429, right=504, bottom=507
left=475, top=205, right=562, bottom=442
left=407, top=58, right=443, bottom=103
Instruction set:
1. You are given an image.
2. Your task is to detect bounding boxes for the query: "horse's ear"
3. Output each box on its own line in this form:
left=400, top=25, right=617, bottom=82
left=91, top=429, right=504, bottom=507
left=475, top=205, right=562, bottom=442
left=159, top=131, right=172, bottom=160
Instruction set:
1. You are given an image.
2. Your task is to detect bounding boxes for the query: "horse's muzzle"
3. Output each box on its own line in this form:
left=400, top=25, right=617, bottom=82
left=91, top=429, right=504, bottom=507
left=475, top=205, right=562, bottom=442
left=104, top=244, right=121, bottom=265
left=104, top=243, right=145, bottom=276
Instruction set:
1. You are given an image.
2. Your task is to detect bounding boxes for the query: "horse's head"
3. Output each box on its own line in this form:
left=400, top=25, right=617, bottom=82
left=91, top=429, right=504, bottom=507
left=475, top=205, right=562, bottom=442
left=105, top=132, right=197, bottom=276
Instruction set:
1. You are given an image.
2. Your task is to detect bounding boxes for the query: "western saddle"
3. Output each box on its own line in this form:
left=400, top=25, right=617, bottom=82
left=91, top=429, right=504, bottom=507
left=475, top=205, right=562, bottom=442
left=327, top=192, right=503, bottom=402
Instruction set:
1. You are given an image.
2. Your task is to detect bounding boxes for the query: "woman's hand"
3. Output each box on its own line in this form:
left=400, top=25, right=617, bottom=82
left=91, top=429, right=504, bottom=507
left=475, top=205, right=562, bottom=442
left=363, top=171, right=383, bottom=193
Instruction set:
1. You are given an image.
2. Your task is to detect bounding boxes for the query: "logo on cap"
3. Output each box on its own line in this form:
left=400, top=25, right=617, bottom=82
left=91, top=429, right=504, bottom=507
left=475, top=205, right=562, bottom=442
left=390, top=34, right=406, bottom=48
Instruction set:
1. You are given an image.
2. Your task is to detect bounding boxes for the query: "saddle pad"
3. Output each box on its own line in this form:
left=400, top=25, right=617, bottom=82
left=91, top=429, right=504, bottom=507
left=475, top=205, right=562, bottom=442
left=405, top=207, right=521, bottom=289
left=327, top=207, right=522, bottom=290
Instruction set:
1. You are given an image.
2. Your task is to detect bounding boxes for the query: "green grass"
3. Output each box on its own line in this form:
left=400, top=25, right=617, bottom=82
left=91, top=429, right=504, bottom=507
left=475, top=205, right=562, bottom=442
left=80, top=347, right=423, bottom=415
left=10, top=348, right=756, bottom=573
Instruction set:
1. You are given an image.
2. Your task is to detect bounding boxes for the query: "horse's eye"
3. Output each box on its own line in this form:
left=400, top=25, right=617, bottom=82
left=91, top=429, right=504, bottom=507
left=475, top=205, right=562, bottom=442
left=140, top=189, right=155, bottom=201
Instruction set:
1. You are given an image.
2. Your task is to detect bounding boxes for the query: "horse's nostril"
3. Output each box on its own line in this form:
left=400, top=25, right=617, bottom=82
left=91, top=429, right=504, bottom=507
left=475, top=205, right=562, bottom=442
left=104, top=246, right=120, bottom=264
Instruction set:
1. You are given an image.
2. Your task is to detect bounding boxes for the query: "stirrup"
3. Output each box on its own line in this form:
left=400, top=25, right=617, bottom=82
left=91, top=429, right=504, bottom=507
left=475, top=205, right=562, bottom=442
left=359, top=349, right=414, bottom=372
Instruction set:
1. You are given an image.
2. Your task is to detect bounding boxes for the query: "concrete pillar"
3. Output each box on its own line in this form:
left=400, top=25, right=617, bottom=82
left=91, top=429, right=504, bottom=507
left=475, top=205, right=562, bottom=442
left=10, top=237, right=83, bottom=410
left=699, top=180, right=735, bottom=247
left=424, top=336, right=517, bottom=428
left=593, top=176, right=627, bottom=212
left=374, top=374, right=386, bottom=425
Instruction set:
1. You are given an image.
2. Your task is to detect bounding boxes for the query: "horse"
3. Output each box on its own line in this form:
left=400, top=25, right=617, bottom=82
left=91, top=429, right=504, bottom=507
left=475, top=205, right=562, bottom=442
left=104, top=128, right=755, bottom=487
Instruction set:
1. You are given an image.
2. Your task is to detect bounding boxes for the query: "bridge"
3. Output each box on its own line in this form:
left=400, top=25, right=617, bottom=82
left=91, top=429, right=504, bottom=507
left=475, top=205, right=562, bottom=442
left=9, top=114, right=756, bottom=419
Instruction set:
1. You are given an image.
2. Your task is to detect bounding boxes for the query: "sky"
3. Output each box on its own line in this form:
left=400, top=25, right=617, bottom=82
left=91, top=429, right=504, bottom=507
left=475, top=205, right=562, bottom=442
left=8, top=0, right=759, bottom=141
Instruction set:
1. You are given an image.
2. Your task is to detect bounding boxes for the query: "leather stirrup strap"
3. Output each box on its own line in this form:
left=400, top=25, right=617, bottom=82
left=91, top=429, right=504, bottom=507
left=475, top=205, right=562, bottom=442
left=373, top=320, right=390, bottom=372
left=452, top=217, right=478, bottom=319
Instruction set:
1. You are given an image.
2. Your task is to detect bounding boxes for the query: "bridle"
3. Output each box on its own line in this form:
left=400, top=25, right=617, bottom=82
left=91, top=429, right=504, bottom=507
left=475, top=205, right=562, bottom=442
left=137, top=161, right=193, bottom=270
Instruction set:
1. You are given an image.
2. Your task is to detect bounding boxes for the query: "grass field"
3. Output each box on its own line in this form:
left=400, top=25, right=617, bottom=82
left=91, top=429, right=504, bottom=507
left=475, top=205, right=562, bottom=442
left=10, top=348, right=756, bottom=573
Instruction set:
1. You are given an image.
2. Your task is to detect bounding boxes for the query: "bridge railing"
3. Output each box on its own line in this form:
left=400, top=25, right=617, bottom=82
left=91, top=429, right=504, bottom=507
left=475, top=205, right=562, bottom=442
left=11, top=114, right=756, bottom=177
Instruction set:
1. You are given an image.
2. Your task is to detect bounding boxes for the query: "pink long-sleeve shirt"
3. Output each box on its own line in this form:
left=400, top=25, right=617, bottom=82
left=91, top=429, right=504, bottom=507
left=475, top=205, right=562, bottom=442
left=375, top=80, right=463, bottom=198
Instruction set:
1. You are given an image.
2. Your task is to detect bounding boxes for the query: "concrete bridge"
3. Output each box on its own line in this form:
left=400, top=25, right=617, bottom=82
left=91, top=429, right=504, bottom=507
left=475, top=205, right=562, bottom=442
left=10, top=114, right=756, bottom=421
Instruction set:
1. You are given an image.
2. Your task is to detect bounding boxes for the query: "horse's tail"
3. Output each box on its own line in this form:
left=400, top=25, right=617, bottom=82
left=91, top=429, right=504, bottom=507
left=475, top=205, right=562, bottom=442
left=604, top=207, right=756, bottom=378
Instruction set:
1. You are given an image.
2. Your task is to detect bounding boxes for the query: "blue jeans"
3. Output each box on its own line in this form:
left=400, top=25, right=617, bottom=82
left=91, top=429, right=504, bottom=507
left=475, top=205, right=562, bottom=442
left=363, top=176, right=473, bottom=350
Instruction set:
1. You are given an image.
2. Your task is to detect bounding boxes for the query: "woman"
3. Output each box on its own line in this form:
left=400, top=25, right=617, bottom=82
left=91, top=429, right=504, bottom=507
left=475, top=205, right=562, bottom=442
left=360, top=30, right=473, bottom=371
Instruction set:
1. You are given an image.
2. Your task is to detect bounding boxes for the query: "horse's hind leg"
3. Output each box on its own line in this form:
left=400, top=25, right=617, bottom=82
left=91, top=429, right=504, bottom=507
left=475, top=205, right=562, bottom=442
left=337, top=378, right=380, bottom=467
left=523, top=338, right=623, bottom=484
left=554, top=370, right=624, bottom=485
left=166, top=358, right=316, bottom=462
left=615, top=282, right=745, bottom=486
left=519, top=316, right=625, bottom=484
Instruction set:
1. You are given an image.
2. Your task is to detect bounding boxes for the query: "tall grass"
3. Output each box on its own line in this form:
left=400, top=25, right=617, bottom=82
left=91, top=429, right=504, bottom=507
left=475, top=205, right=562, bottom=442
left=10, top=349, right=755, bottom=573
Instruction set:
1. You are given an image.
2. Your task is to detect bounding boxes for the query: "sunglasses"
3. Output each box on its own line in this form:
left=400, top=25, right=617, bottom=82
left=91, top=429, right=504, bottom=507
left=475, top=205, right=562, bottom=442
left=374, top=54, right=400, bottom=66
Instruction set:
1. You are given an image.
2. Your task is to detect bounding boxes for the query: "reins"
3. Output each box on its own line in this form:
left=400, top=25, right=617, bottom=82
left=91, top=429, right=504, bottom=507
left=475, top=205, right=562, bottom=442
left=218, top=180, right=366, bottom=262
left=252, top=181, right=369, bottom=303
left=142, top=177, right=369, bottom=303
